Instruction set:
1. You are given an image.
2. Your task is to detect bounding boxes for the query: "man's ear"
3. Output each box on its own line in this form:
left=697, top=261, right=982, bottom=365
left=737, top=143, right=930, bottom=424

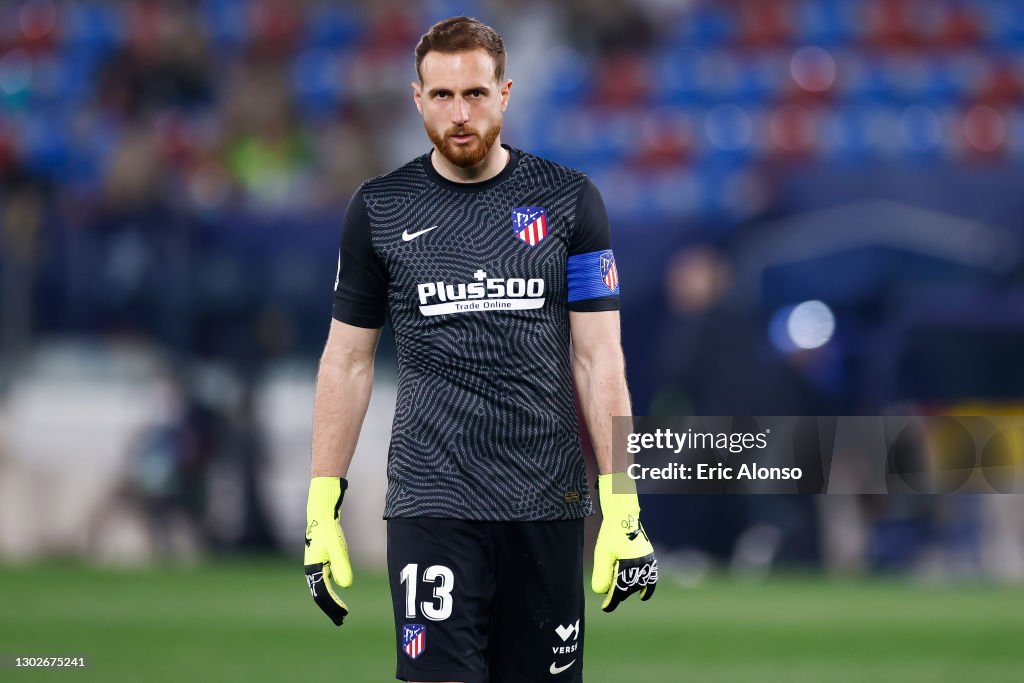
left=500, top=79, right=512, bottom=112
left=411, top=81, right=423, bottom=114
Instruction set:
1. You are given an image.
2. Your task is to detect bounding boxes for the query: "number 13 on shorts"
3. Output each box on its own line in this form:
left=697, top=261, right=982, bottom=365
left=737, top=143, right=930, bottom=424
left=399, top=563, right=455, bottom=621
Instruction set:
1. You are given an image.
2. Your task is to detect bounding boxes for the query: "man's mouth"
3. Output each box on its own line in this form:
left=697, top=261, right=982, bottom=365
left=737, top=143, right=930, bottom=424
left=449, top=132, right=476, bottom=143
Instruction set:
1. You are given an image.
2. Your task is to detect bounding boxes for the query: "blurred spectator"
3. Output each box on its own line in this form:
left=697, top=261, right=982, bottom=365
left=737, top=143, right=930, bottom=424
left=222, top=60, right=314, bottom=209
left=651, top=243, right=817, bottom=415
left=646, top=243, right=822, bottom=569
left=85, top=123, right=189, bottom=339
left=87, top=371, right=224, bottom=561
left=97, top=3, right=213, bottom=117
left=565, top=0, right=657, bottom=55
left=212, top=384, right=278, bottom=553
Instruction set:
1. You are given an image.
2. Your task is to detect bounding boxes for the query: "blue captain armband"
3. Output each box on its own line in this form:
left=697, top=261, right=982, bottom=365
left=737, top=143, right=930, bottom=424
left=568, top=249, right=619, bottom=302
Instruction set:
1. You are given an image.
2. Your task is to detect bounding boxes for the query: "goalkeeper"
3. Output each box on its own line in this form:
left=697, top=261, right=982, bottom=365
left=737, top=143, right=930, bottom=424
left=304, top=15, right=657, bottom=683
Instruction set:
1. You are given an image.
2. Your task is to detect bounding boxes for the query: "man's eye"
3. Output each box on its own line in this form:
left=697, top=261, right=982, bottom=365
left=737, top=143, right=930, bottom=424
left=470, top=90, right=482, bottom=97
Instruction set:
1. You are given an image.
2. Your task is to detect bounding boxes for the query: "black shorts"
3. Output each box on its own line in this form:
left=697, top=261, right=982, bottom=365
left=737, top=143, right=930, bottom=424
left=387, top=518, right=585, bottom=683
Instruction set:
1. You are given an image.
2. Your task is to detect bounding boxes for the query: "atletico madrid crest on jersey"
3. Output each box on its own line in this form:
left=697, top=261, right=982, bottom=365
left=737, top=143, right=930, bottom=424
left=511, top=206, right=548, bottom=246
left=402, top=624, right=426, bottom=659
left=600, top=250, right=619, bottom=292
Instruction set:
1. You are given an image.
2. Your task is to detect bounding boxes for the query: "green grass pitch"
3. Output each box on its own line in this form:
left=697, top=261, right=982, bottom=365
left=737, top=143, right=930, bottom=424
left=1, top=560, right=1021, bottom=682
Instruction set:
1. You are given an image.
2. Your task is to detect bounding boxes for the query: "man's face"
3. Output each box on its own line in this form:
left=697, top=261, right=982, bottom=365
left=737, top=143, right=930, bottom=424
left=413, top=49, right=511, bottom=168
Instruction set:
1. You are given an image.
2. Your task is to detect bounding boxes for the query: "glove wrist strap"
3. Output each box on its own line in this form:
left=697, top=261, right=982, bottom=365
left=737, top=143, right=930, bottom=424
left=597, top=472, right=640, bottom=519
left=308, top=477, right=348, bottom=520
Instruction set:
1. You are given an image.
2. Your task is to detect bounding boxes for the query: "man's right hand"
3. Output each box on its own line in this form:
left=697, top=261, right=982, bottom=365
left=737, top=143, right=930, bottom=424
left=304, top=477, right=353, bottom=626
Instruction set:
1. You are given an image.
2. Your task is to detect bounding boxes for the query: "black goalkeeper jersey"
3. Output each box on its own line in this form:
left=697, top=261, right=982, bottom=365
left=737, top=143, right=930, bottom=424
left=332, top=144, right=619, bottom=521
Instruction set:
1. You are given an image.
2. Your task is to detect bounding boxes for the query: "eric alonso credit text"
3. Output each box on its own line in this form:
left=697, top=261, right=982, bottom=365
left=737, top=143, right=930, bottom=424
left=612, top=416, right=1024, bottom=494
left=623, top=426, right=801, bottom=483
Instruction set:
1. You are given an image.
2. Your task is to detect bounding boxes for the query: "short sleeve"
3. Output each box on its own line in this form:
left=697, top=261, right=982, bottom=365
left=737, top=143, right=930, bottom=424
left=567, top=178, right=620, bottom=312
left=332, top=187, right=388, bottom=328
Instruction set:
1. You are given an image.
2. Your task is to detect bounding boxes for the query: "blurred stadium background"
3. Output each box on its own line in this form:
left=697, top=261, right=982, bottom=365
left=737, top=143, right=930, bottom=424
left=1, top=0, right=1023, bottom=680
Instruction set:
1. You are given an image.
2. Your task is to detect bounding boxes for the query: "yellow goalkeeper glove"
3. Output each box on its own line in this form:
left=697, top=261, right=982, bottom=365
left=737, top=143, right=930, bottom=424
left=591, top=473, right=658, bottom=612
left=304, top=476, right=352, bottom=626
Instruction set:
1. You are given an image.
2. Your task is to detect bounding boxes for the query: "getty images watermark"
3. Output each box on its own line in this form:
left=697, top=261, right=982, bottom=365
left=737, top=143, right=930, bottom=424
left=612, top=416, right=1024, bottom=494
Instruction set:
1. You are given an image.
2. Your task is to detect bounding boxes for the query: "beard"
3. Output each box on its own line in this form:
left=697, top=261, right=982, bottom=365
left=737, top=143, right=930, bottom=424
left=425, top=117, right=502, bottom=168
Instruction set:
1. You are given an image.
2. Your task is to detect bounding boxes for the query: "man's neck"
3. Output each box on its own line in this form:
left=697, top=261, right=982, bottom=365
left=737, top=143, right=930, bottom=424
left=431, top=141, right=510, bottom=184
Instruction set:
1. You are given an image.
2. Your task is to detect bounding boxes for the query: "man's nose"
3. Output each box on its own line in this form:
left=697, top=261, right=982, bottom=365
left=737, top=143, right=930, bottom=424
left=451, top=97, right=469, bottom=124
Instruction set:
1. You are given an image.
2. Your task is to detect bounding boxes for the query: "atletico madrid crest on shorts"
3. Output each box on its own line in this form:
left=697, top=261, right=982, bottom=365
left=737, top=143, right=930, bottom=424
left=402, top=623, right=426, bottom=659
left=512, top=206, right=548, bottom=246
left=600, top=250, right=619, bottom=292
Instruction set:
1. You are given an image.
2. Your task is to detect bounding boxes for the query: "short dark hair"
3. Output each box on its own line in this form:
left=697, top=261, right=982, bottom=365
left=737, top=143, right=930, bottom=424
left=414, top=16, right=506, bottom=83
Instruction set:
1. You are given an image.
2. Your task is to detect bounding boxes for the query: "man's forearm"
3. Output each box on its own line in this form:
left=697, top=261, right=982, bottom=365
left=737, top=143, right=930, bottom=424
left=573, top=350, right=632, bottom=475
left=310, top=351, right=374, bottom=477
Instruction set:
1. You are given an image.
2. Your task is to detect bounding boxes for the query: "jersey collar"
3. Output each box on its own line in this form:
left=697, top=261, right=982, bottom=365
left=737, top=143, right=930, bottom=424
left=422, top=144, right=521, bottom=193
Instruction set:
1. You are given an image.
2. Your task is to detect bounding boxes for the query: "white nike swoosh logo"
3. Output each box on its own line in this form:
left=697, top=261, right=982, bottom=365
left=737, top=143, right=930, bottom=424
left=402, top=225, right=439, bottom=241
left=549, top=659, right=576, bottom=675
